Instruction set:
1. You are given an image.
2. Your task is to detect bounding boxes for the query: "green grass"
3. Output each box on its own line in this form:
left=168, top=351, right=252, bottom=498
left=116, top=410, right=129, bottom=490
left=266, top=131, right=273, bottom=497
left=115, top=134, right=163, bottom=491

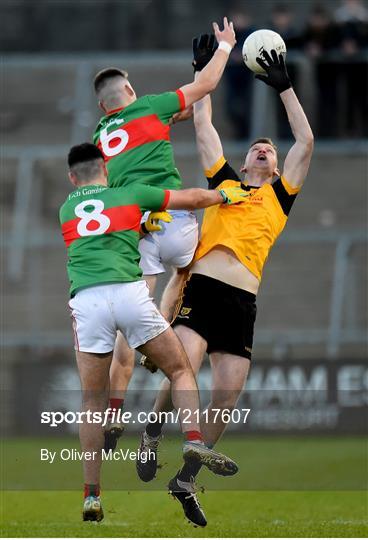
left=1, top=490, right=367, bottom=537
left=1, top=436, right=367, bottom=536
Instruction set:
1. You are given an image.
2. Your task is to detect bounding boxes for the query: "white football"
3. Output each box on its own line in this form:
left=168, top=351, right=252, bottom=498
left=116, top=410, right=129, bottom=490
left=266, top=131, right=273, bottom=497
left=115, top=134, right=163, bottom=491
left=242, top=29, right=286, bottom=74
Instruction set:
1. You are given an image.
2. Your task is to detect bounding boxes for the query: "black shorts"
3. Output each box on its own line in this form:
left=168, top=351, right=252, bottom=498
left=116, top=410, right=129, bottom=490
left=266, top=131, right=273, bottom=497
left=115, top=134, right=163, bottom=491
left=172, top=273, right=257, bottom=360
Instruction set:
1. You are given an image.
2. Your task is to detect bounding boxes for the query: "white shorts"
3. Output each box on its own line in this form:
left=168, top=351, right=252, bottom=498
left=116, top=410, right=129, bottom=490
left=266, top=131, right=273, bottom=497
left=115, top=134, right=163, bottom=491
left=139, top=210, right=198, bottom=275
left=68, top=281, right=169, bottom=354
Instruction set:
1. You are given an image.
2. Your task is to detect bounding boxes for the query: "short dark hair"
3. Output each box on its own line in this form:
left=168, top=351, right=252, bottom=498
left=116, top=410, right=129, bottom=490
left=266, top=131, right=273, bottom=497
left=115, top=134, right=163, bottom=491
left=68, top=143, right=104, bottom=168
left=94, top=67, right=128, bottom=94
left=249, top=137, right=278, bottom=152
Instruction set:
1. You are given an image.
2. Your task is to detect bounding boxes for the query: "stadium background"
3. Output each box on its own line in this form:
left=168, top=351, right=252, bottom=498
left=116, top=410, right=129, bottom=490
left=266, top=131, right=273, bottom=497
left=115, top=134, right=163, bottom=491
left=1, top=0, right=367, bottom=537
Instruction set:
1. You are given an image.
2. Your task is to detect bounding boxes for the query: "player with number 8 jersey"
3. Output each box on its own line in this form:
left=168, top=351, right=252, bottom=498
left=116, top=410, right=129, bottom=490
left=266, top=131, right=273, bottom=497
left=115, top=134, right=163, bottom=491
left=60, top=143, right=244, bottom=522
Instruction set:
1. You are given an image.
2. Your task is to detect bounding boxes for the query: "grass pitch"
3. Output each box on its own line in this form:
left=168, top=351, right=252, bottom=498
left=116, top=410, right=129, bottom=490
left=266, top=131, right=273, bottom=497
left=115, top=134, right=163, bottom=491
left=2, top=490, right=367, bottom=537
left=1, top=435, right=367, bottom=537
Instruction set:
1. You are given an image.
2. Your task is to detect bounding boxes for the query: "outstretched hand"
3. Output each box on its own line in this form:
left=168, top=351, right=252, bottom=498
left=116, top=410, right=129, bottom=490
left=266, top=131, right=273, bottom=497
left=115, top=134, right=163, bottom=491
left=255, top=49, right=291, bottom=93
left=192, top=34, right=218, bottom=72
left=212, top=17, right=236, bottom=49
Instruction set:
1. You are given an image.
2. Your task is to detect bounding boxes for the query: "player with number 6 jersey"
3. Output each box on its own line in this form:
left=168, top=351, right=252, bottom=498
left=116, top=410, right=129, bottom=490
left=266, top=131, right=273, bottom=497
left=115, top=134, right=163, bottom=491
left=92, top=17, right=236, bottom=281
left=91, top=17, right=237, bottom=453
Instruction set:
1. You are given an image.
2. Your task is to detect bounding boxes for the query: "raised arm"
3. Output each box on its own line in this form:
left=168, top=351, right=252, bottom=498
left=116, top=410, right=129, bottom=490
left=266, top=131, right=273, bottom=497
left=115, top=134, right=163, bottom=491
left=193, top=87, right=224, bottom=171
left=280, top=89, right=314, bottom=188
left=255, top=50, right=314, bottom=188
left=179, top=18, right=236, bottom=107
left=187, top=33, right=225, bottom=170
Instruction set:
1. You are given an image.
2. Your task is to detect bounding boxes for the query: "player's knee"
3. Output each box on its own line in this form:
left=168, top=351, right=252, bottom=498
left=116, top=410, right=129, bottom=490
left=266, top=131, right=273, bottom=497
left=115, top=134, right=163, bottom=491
left=165, top=355, right=191, bottom=382
left=120, top=362, right=134, bottom=378
left=113, top=347, right=134, bottom=367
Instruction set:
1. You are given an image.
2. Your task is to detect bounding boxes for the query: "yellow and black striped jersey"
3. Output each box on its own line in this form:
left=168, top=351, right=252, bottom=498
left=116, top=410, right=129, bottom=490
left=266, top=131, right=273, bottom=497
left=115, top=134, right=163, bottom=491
left=194, top=156, right=301, bottom=281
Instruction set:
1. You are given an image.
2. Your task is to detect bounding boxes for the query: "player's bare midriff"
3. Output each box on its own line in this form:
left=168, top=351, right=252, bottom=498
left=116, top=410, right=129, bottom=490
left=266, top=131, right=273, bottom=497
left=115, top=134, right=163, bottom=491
left=191, top=246, right=260, bottom=295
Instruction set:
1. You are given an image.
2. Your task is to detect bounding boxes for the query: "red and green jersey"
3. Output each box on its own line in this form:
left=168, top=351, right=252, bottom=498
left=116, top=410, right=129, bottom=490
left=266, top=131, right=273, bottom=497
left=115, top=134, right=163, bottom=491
left=93, top=90, right=186, bottom=190
left=59, top=183, right=169, bottom=296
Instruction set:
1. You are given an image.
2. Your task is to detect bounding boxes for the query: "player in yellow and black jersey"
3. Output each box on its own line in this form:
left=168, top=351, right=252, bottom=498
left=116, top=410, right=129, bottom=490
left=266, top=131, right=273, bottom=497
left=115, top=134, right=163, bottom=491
left=197, top=154, right=300, bottom=282
left=137, top=36, right=314, bottom=527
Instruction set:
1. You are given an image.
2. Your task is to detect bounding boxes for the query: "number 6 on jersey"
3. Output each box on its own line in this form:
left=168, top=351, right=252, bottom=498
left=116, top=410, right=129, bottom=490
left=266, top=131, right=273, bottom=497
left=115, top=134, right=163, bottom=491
left=100, top=126, right=129, bottom=157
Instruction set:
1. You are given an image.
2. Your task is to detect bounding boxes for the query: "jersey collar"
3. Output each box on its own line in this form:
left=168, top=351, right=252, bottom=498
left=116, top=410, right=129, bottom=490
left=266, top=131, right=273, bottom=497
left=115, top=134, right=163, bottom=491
left=243, top=182, right=260, bottom=190
left=106, top=106, right=125, bottom=116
